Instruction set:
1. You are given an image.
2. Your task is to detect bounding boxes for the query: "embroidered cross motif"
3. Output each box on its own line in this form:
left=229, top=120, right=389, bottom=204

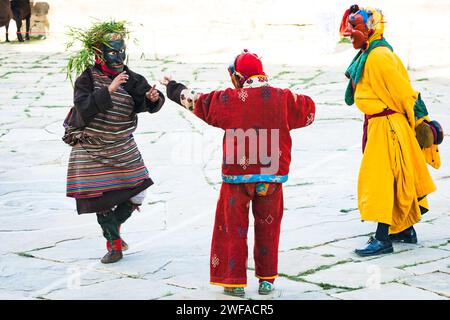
left=237, top=226, right=247, bottom=238
left=220, top=92, right=229, bottom=104
left=265, top=215, right=274, bottom=224
left=203, top=96, right=211, bottom=107
left=212, top=254, right=220, bottom=268
left=306, top=113, right=315, bottom=126
left=261, top=86, right=271, bottom=100
left=238, top=89, right=248, bottom=102
left=239, top=156, right=250, bottom=170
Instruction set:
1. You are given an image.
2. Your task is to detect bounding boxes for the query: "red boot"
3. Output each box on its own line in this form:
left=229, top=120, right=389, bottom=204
left=106, top=226, right=129, bottom=252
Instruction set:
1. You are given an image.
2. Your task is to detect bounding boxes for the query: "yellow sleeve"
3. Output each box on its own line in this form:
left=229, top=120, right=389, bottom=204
left=423, top=144, right=441, bottom=169
left=365, top=47, right=417, bottom=128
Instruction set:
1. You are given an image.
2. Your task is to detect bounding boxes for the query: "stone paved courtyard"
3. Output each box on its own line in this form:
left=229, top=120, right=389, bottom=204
left=0, top=41, right=449, bottom=300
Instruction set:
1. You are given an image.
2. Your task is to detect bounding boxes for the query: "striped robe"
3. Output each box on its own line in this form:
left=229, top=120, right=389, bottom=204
left=64, top=67, right=153, bottom=212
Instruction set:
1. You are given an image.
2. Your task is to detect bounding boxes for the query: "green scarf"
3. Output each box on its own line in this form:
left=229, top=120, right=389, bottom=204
left=344, top=38, right=429, bottom=119
left=414, top=93, right=428, bottom=119
left=344, top=38, right=393, bottom=106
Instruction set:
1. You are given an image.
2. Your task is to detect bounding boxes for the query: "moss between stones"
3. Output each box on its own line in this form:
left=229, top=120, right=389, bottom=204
left=297, top=259, right=353, bottom=277
left=17, top=252, right=35, bottom=258
left=430, top=239, right=450, bottom=249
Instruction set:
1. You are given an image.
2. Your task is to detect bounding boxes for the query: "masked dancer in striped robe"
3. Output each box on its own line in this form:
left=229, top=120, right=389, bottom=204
left=63, top=21, right=165, bottom=263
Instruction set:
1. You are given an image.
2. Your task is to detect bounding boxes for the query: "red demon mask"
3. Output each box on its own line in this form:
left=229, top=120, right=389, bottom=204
left=344, top=12, right=370, bottom=50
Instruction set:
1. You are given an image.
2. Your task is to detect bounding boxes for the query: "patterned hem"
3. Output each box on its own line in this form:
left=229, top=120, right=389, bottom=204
left=210, top=282, right=247, bottom=288
left=222, top=174, right=288, bottom=183
left=255, top=274, right=278, bottom=280
left=67, top=177, right=149, bottom=198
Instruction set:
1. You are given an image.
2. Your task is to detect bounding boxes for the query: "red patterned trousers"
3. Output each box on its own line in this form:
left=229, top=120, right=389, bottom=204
left=210, top=182, right=284, bottom=287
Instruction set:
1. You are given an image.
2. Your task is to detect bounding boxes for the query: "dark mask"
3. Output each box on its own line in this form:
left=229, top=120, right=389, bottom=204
left=102, top=39, right=126, bottom=73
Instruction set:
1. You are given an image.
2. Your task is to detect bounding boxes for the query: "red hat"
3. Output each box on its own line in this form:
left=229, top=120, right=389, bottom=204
left=229, top=49, right=265, bottom=80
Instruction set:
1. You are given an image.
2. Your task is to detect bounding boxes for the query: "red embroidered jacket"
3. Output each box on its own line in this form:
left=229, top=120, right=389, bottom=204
left=166, top=77, right=316, bottom=183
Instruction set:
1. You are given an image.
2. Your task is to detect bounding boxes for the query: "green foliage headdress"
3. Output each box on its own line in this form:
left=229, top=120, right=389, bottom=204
left=66, top=20, right=130, bottom=84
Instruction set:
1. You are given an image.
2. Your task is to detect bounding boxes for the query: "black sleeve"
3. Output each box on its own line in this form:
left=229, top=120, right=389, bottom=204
left=145, top=90, right=165, bottom=113
left=73, top=69, right=113, bottom=124
left=166, top=80, right=187, bottom=106
left=122, top=68, right=165, bottom=114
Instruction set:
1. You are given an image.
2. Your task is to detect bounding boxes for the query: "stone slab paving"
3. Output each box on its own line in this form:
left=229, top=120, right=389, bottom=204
left=302, top=261, right=412, bottom=290
left=402, top=257, right=450, bottom=276
left=400, top=272, right=450, bottom=299
left=0, top=42, right=449, bottom=300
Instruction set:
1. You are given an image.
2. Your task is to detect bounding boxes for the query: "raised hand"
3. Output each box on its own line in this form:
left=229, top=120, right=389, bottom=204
left=159, top=75, right=173, bottom=86
left=108, top=71, right=129, bottom=94
left=146, top=85, right=159, bottom=102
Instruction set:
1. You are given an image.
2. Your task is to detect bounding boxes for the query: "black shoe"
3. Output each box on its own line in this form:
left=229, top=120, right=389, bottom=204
left=389, top=227, right=418, bottom=244
left=355, top=236, right=393, bottom=257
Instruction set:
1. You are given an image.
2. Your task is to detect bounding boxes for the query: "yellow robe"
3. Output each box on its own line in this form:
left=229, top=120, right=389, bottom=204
left=354, top=46, right=436, bottom=234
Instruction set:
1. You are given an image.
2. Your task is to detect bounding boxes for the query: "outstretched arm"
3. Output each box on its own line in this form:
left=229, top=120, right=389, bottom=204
left=161, top=76, right=226, bottom=128
left=286, top=90, right=316, bottom=130
left=161, top=76, right=201, bottom=112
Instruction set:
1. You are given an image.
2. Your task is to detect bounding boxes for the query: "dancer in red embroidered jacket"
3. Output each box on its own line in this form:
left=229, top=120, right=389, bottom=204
left=161, top=50, right=316, bottom=296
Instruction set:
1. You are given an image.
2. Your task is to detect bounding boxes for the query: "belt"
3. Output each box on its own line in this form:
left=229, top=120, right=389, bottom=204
left=362, top=109, right=397, bottom=153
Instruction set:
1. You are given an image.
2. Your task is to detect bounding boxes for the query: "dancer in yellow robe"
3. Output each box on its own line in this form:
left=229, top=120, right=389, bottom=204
left=341, top=5, right=438, bottom=256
